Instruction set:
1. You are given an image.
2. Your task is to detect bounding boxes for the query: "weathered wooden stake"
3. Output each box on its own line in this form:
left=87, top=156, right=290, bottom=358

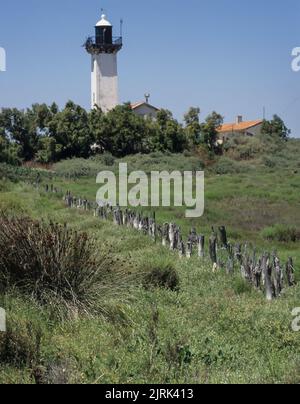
left=209, top=233, right=217, bottom=264
left=198, top=235, right=205, bottom=258
left=286, top=257, right=295, bottom=287
left=218, top=226, right=228, bottom=249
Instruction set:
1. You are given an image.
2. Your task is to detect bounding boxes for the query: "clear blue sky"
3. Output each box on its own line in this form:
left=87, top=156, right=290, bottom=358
left=0, top=0, right=299, bottom=136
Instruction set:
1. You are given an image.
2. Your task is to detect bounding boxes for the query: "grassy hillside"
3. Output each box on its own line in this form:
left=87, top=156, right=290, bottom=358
left=0, top=137, right=299, bottom=384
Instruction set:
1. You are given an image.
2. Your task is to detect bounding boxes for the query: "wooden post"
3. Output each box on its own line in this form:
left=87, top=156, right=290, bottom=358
left=198, top=235, right=205, bottom=258
left=235, top=244, right=242, bottom=265
left=209, top=232, right=217, bottom=264
left=169, top=224, right=176, bottom=250
left=286, top=257, right=295, bottom=287
left=178, top=238, right=185, bottom=258
left=186, top=241, right=192, bottom=259
left=162, top=223, right=169, bottom=247
left=262, top=254, right=274, bottom=301
left=253, top=258, right=262, bottom=289
left=218, top=226, right=228, bottom=249
left=189, top=228, right=198, bottom=246
left=226, top=257, right=234, bottom=275
left=274, top=255, right=283, bottom=296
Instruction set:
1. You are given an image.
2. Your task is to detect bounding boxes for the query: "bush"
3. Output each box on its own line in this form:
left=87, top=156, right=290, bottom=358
left=213, top=157, right=246, bottom=175
left=0, top=163, right=53, bottom=183
left=53, top=154, right=204, bottom=178
left=53, top=158, right=101, bottom=178
left=0, top=320, right=42, bottom=368
left=0, top=214, right=133, bottom=319
left=143, top=258, right=180, bottom=291
left=224, top=136, right=264, bottom=161
left=261, top=224, right=300, bottom=243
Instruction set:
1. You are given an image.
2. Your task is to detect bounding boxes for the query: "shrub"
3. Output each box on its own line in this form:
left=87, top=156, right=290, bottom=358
left=143, top=258, right=180, bottom=291
left=261, top=224, right=300, bottom=243
left=0, top=214, right=133, bottom=319
left=53, top=158, right=100, bottom=178
left=213, top=157, right=246, bottom=175
left=0, top=163, right=53, bottom=183
left=0, top=320, right=42, bottom=368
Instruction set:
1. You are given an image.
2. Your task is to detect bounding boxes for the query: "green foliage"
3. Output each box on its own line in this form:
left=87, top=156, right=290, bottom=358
left=261, top=224, right=300, bottom=243
left=213, top=157, right=246, bottom=175
left=232, top=276, right=253, bottom=295
left=53, top=153, right=204, bottom=179
left=0, top=163, right=53, bottom=183
left=224, top=135, right=265, bottom=160
left=200, top=111, right=224, bottom=152
left=50, top=101, right=93, bottom=160
left=262, top=115, right=291, bottom=141
left=35, top=137, right=61, bottom=164
left=184, top=107, right=201, bottom=146
left=0, top=102, right=229, bottom=165
left=0, top=177, right=299, bottom=383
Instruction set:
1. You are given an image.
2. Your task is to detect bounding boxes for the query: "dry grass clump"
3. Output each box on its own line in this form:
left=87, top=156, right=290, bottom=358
left=0, top=213, right=134, bottom=319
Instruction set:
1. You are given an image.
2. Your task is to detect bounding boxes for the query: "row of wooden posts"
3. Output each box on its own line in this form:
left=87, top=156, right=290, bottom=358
left=40, top=183, right=297, bottom=301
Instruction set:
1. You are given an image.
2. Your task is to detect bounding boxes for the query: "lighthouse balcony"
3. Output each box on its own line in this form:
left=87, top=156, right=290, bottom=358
left=84, top=36, right=123, bottom=54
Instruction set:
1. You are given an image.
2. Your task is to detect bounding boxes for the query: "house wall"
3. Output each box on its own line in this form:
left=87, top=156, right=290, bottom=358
left=219, top=123, right=263, bottom=140
left=245, top=123, right=263, bottom=136
left=133, top=104, right=158, bottom=119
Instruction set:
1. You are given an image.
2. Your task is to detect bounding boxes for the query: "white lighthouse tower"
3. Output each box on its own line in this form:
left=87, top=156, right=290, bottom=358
left=85, top=13, right=123, bottom=112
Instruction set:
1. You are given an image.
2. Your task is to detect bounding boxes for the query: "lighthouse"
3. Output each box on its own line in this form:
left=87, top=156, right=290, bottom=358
left=85, top=13, right=123, bottom=112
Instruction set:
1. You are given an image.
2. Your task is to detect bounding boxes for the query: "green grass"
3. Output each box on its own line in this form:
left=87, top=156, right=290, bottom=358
left=0, top=141, right=300, bottom=384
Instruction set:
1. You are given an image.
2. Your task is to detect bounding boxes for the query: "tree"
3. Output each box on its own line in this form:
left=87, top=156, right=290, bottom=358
left=200, top=111, right=224, bottom=152
left=49, top=101, right=93, bottom=160
left=0, top=108, right=37, bottom=161
left=35, top=137, right=61, bottom=164
left=93, top=103, right=146, bottom=157
left=262, top=115, right=291, bottom=141
left=184, top=107, right=201, bottom=146
left=153, top=109, right=188, bottom=153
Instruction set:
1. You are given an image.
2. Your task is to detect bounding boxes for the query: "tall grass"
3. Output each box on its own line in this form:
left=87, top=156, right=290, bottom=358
left=0, top=213, right=134, bottom=319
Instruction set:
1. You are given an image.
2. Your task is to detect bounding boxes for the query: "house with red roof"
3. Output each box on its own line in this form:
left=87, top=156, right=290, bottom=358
left=217, top=116, right=263, bottom=139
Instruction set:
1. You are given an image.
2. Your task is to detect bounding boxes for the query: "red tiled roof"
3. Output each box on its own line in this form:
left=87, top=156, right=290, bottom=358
left=218, top=120, right=263, bottom=133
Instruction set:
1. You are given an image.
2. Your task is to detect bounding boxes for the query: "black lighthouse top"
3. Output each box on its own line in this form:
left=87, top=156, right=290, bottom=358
left=85, top=14, right=122, bottom=55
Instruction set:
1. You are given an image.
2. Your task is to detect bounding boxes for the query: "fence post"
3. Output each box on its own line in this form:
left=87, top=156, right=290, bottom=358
left=198, top=235, right=205, bottom=258
left=209, top=233, right=217, bottom=264
left=218, top=226, right=228, bottom=249
left=286, top=257, right=295, bottom=287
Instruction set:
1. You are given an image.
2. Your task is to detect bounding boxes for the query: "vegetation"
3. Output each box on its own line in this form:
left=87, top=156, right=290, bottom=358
left=0, top=214, right=135, bottom=320
left=0, top=138, right=299, bottom=383
left=0, top=105, right=298, bottom=384
left=0, top=102, right=290, bottom=165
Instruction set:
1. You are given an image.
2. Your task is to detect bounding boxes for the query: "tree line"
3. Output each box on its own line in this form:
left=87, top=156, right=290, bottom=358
left=0, top=101, right=290, bottom=165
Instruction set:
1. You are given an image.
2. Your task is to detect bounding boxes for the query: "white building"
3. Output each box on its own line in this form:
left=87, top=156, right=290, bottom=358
left=85, top=14, right=122, bottom=112
left=131, top=100, right=160, bottom=119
